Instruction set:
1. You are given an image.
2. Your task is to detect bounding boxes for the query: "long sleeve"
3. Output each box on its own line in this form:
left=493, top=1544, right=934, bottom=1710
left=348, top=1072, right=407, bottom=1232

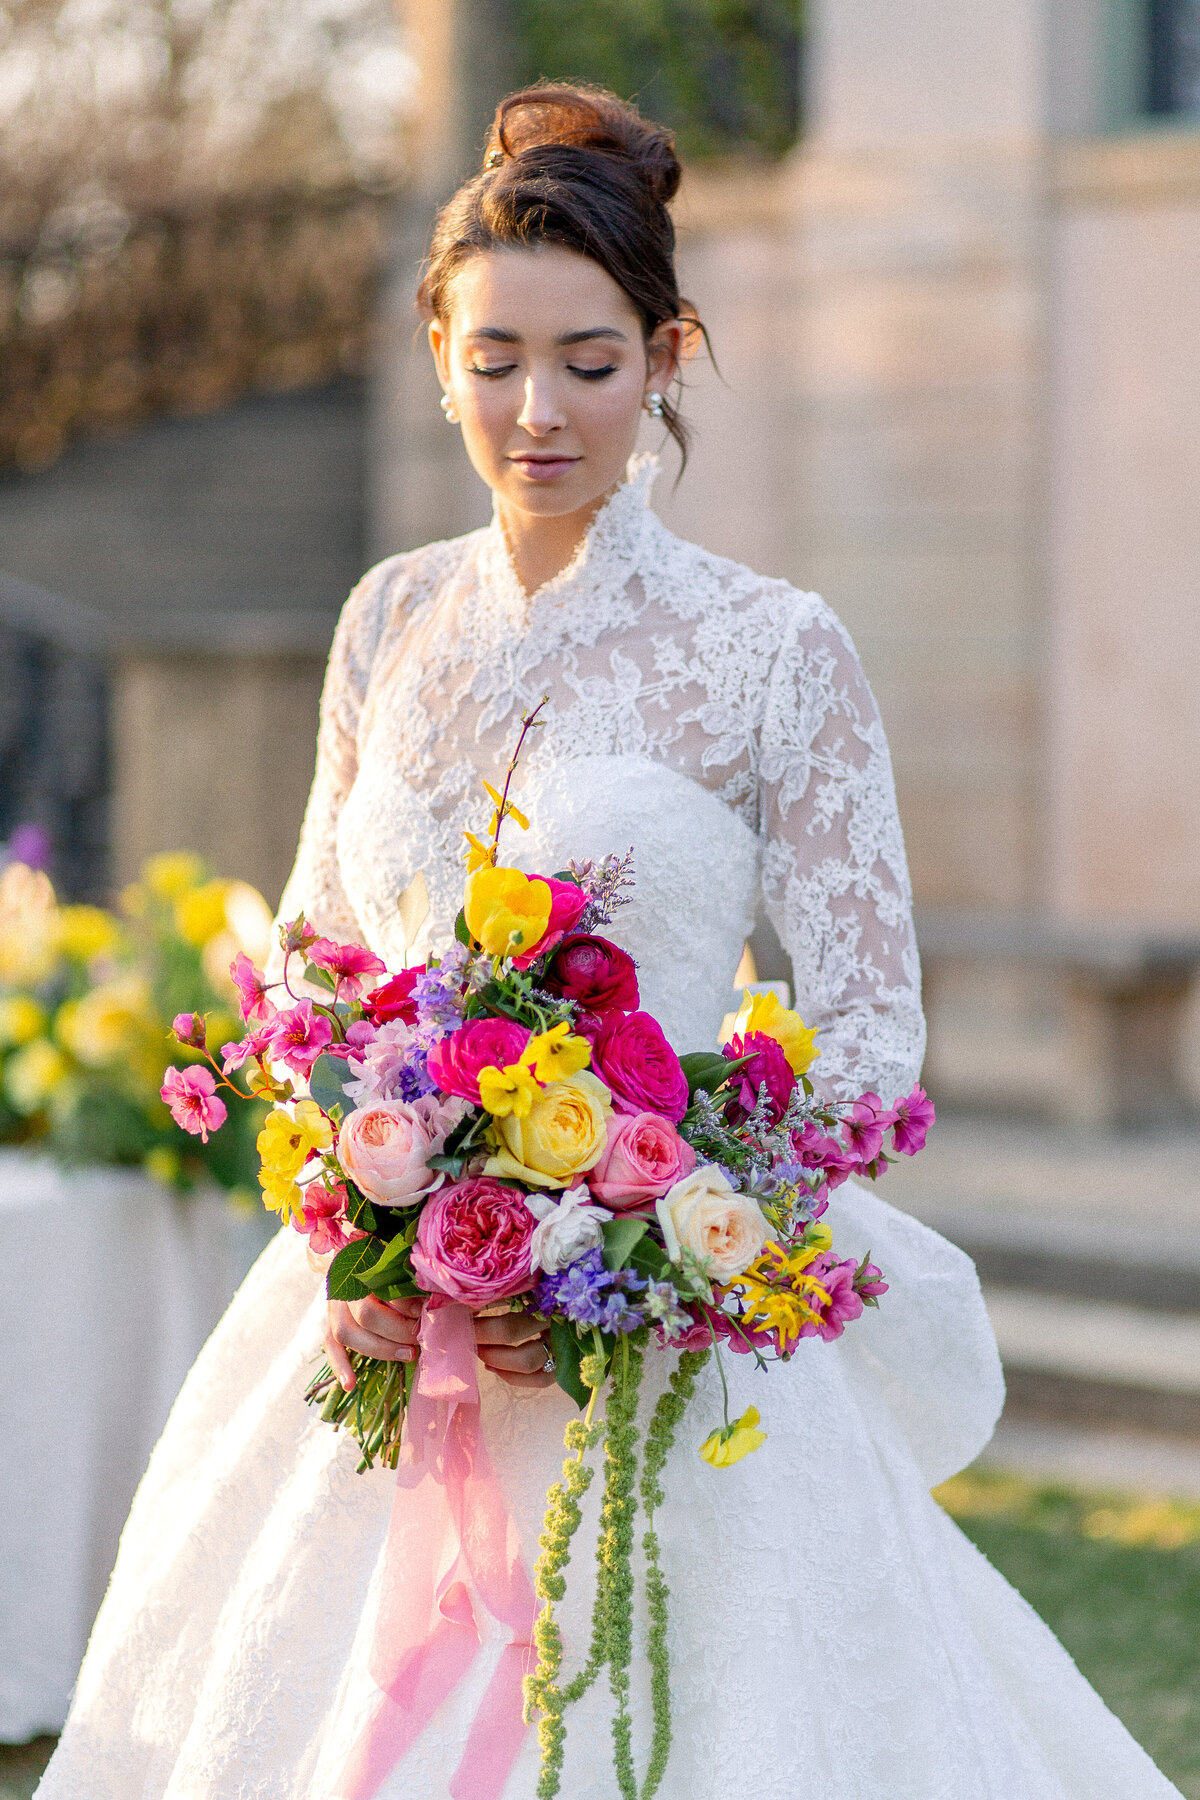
left=758, top=602, right=925, bottom=1105
left=267, top=565, right=391, bottom=978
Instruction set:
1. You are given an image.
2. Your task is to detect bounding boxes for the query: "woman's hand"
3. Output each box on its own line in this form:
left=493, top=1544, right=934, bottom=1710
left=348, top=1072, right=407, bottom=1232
left=324, top=1297, right=555, bottom=1392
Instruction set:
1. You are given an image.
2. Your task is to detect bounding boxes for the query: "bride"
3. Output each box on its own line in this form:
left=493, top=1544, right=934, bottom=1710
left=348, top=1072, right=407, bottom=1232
left=37, top=85, right=1181, bottom=1800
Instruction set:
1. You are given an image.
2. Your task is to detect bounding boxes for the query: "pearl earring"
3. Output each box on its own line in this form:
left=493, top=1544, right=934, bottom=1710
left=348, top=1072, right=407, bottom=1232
left=644, top=391, right=665, bottom=420
left=440, top=394, right=460, bottom=423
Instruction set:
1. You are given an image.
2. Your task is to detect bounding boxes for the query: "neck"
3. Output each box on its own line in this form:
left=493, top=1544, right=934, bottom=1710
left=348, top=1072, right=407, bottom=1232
left=494, top=488, right=616, bottom=597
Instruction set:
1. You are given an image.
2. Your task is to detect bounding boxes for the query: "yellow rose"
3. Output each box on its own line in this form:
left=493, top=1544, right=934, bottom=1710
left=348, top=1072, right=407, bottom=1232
left=5, top=1038, right=69, bottom=1112
left=699, top=1406, right=767, bottom=1468
left=728, top=990, right=818, bottom=1075
left=485, top=1068, right=612, bottom=1190
left=0, top=994, right=47, bottom=1048
left=55, top=904, right=121, bottom=963
left=656, top=1165, right=770, bottom=1283
left=144, top=851, right=206, bottom=901
left=463, top=865, right=552, bottom=959
left=56, top=977, right=153, bottom=1067
left=175, top=880, right=232, bottom=947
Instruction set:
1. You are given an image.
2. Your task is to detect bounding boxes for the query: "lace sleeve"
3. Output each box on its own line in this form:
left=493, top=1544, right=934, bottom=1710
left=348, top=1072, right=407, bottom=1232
left=758, top=601, right=925, bottom=1105
left=267, top=565, right=391, bottom=978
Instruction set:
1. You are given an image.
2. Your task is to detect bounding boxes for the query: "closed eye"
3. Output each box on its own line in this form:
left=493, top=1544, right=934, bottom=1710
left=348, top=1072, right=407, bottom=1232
left=468, top=363, right=516, bottom=377
left=569, top=364, right=617, bottom=380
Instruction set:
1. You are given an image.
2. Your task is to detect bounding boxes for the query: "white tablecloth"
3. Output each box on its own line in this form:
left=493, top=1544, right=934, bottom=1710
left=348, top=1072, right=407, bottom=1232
left=0, top=1150, right=275, bottom=1739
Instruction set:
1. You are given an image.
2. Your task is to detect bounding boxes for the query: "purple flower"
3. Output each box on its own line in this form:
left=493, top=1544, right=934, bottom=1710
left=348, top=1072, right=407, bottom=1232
left=891, top=1085, right=934, bottom=1156
left=535, top=1249, right=645, bottom=1333
left=345, top=1020, right=435, bottom=1105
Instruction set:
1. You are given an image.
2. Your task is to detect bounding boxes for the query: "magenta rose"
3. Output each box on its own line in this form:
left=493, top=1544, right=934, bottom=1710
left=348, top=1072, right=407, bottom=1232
left=362, top=967, right=422, bottom=1026
left=723, top=1031, right=796, bottom=1125
left=545, top=934, right=639, bottom=1019
left=410, top=1176, right=537, bottom=1305
left=588, top=1111, right=696, bottom=1209
left=511, top=877, right=590, bottom=969
left=590, top=1010, right=688, bottom=1122
left=426, top=1016, right=532, bottom=1103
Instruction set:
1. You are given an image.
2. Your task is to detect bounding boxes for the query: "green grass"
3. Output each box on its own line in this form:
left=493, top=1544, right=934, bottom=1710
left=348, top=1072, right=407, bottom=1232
left=937, top=1469, right=1200, bottom=1797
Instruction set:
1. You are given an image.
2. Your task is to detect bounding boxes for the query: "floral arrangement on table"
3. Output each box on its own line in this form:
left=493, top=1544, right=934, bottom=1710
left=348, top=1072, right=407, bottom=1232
left=161, top=706, right=934, bottom=1800
left=0, top=850, right=272, bottom=1200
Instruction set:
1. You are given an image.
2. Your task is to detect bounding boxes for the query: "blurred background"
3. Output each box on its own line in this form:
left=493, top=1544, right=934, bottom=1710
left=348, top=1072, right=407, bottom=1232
left=2, top=0, right=1200, bottom=1792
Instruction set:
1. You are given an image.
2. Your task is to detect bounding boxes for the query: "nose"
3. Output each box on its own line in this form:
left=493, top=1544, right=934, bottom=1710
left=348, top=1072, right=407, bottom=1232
left=515, top=374, right=564, bottom=437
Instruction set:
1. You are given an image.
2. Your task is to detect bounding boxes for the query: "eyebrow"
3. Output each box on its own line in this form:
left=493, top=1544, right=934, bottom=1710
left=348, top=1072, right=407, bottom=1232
left=464, top=326, right=629, bottom=346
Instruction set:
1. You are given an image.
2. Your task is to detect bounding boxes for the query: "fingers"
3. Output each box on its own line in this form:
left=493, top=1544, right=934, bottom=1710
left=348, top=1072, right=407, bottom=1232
left=323, top=1325, right=357, bottom=1393
left=325, top=1298, right=417, bottom=1370
left=490, top=1367, right=557, bottom=1390
left=473, top=1312, right=546, bottom=1348
left=350, top=1295, right=422, bottom=1348
left=475, top=1335, right=552, bottom=1378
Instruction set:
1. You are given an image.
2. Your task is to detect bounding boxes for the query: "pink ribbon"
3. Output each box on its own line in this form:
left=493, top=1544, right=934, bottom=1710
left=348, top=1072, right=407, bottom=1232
left=337, top=1299, right=539, bottom=1800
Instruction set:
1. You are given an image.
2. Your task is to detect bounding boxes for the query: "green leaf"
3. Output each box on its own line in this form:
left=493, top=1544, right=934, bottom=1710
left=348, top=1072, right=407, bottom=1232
left=549, top=1316, right=590, bottom=1409
left=327, top=1237, right=383, bottom=1301
left=343, top=1182, right=378, bottom=1234
left=427, top=1151, right=467, bottom=1178
left=309, top=1052, right=357, bottom=1115
left=679, top=1050, right=742, bottom=1101
left=601, top=1214, right=649, bottom=1272
left=628, top=1234, right=672, bottom=1282
left=454, top=909, right=472, bottom=948
left=302, top=962, right=338, bottom=992
left=357, top=1225, right=419, bottom=1295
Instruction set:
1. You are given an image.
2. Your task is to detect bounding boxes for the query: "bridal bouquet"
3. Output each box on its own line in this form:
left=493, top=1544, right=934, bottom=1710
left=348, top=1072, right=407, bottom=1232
left=161, top=709, right=933, bottom=1799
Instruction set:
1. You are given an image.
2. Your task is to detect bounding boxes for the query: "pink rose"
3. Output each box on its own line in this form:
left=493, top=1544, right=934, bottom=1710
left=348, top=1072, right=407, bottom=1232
left=588, top=1111, right=696, bottom=1209
left=426, top=1016, right=532, bottom=1104
left=338, top=1097, right=450, bottom=1206
left=590, top=1010, right=688, bottom=1122
left=724, top=1031, right=796, bottom=1125
left=511, top=877, right=590, bottom=968
left=411, top=1176, right=537, bottom=1305
left=544, top=934, right=639, bottom=1018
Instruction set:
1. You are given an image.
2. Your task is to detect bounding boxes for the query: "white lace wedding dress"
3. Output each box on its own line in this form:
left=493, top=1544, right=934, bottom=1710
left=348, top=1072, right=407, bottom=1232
left=36, top=458, right=1180, bottom=1799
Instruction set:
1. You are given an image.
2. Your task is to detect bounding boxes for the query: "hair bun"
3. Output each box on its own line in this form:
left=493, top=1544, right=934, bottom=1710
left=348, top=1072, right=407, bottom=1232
left=485, top=84, right=681, bottom=208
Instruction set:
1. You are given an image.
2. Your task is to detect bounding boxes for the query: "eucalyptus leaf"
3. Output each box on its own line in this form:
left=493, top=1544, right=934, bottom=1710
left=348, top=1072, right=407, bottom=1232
left=601, top=1214, right=649, bottom=1272
left=309, top=1051, right=358, bottom=1116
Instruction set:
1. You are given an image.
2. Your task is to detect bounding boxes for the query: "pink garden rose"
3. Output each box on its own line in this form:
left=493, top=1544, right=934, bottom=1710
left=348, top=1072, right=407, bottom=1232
left=411, top=1175, right=537, bottom=1304
left=363, top=967, right=422, bottom=1027
left=723, top=1031, right=796, bottom=1125
left=588, top=1111, right=696, bottom=1209
left=426, top=1016, right=533, bottom=1104
left=590, top=1010, right=688, bottom=1122
left=543, top=934, right=639, bottom=1019
left=890, top=1085, right=934, bottom=1156
left=266, top=1000, right=332, bottom=1077
left=161, top=1065, right=227, bottom=1141
left=511, top=877, right=590, bottom=968
left=308, top=938, right=387, bottom=1000
left=337, top=1095, right=457, bottom=1206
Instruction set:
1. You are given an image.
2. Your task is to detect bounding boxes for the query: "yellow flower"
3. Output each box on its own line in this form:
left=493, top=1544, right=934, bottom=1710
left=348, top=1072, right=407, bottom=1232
left=482, top=779, right=530, bottom=837
left=145, top=1146, right=182, bottom=1186
left=462, top=831, right=495, bottom=872
left=0, top=994, right=47, bottom=1048
left=259, top=1165, right=305, bottom=1224
left=521, top=1022, right=591, bottom=1084
left=5, top=1038, right=70, bottom=1112
left=54, top=904, right=121, bottom=963
left=485, top=1069, right=611, bottom=1190
left=56, top=977, right=153, bottom=1067
left=257, top=1100, right=332, bottom=1180
left=0, top=914, right=56, bottom=986
left=463, top=865, right=552, bottom=959
left=729, top=990, right=819, bottom=1075
left=699, top=1406, right=767, bottom=1468
left=478, top=1062, right=542, bottom=1119
left=175, top=880, right=232, bottom=947
left=144, top=851, right=206, bottom=901
left=729, top=1241, right=833, bottom=1351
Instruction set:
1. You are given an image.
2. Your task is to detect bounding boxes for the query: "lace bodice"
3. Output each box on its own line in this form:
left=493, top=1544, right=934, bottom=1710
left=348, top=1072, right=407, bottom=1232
left=276, top=455, right=924, bottom=1103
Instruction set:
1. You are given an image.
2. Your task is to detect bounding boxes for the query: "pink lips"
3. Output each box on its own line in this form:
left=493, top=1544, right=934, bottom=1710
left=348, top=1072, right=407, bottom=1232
left=509, top=456, right=580, bottom=482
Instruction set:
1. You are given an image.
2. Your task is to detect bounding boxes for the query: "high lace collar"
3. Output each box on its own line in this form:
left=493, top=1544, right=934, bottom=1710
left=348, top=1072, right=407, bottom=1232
left=477, top=452, right=659, bottom=626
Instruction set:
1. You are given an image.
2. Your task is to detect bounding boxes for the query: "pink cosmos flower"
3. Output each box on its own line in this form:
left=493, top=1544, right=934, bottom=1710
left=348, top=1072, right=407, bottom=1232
left=290, top=1181, right=361, bottom=1256
left=426, top=1016, right=532, bottom=1104
left=172, top=1011, right=207, bottom=1048
left=841, top=1093, right=888, bottom=1167
left=220, top=1022, right=276, bottom=1073
left=230, top=952, right=273, bottom=1022
left=266, top=1000, right=333, bottom=1076
left=307, top=937, right=388, bottom=1000
left=890, top=1085, right=935, bottom=1156
left=279, top=916, right=318, bottom=955
left=161, top=1065, right=227, bottom=1141
left=510, top=877, right=590, bottom=969
left=411, top=1175, right=537, bottom=1304
left=793, top=1122, right=857, bottom=1191
left=588, top=1111, right=696, bottom=1208
left=723, top=1031, right=796, bottom=1125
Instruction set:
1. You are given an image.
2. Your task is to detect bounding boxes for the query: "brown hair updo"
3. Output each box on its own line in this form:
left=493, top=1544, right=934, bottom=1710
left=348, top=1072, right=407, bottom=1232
left=418, top=83, right=702, bottom=467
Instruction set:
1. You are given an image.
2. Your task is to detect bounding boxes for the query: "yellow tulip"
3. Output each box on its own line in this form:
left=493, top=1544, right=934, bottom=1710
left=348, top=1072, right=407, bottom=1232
left=698, top=1406, right=767, bottom=1468
left=463, top=865, right=552, bottom=959
left=730, top=990, right=819, bottom=1075
left=478, top=1062, right=542, bottom=1119
left=175, top=880, right=231, bottom=947
left=5, top=1038, right=70, bottom=1113
left=521, top=1022, right=591, bottom=1084
left=144, top=851, right=206, bottom=901
left=0, top=994, right=47, bottom=1048
left=55, top=904, right=121, bottom=963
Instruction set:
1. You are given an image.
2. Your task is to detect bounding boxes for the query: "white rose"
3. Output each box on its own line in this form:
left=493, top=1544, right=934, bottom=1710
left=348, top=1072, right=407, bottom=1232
left=528, top=1186, right=613, bottom=1275
left=655, top=1165, right=770, bottom=1283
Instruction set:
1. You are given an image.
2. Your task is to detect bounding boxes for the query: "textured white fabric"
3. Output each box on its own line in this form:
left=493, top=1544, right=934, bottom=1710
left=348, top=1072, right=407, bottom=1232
left=37, top=462, right=1180, bottom=1798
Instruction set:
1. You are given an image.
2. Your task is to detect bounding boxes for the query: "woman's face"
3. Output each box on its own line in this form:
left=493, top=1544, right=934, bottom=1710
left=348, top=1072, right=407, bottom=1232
left=429, top=245, right=681, bottom=523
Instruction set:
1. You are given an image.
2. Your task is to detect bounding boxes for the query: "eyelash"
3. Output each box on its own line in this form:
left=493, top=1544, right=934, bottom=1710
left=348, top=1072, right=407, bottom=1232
left=466, top=364, right=618, bottom=381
